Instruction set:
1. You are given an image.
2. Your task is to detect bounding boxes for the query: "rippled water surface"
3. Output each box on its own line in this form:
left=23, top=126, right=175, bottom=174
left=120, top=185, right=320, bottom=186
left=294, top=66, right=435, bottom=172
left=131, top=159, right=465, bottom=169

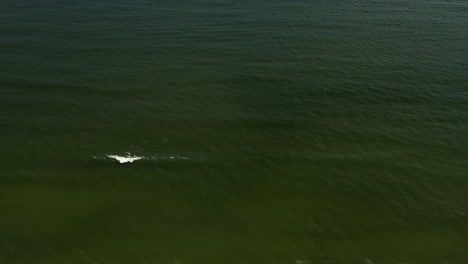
left=1, top=0, right=467, bottom=263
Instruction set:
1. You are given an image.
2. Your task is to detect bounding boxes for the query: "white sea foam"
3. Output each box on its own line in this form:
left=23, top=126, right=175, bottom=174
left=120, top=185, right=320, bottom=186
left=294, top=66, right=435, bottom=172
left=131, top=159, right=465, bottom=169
left=103, top=154, right=192, bottom=163
left=149, top=156, right=190, bottom=160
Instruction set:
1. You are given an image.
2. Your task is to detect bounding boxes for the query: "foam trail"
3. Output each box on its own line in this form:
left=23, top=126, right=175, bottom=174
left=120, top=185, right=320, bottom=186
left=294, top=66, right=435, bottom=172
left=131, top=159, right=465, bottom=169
left=149, top=156, right=190, bottom=161
left=100, top=154, right=194, bottom=163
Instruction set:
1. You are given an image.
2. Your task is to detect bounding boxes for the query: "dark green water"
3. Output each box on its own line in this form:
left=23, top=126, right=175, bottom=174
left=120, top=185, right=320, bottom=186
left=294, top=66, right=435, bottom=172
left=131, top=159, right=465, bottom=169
left=1, top=0, right=467, bottom=263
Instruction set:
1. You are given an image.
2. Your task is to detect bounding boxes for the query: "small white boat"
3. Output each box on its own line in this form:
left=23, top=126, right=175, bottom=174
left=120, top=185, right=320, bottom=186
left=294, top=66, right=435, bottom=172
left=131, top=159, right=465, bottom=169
left=107, top=154, right=142, bottom=164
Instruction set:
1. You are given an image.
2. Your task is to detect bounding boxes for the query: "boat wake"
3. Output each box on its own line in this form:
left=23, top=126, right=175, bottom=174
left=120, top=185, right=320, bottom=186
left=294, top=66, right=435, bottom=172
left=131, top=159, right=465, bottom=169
left=97, top=153, right=192, bottom=164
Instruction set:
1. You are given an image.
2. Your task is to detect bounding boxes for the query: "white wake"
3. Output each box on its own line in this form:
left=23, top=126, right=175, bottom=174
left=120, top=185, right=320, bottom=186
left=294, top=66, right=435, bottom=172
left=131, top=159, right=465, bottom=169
left=101, top=153, right=192, bottom=164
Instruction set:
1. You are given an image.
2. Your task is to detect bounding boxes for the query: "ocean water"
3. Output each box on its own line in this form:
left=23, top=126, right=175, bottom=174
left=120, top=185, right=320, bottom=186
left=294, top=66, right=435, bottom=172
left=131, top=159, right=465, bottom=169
left=0, top=0, right=467, bottom=263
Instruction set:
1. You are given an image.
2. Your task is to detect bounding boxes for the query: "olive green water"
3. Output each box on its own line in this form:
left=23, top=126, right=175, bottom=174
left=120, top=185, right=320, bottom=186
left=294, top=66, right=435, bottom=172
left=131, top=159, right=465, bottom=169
left=1, top=0, right=467, bottom=263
